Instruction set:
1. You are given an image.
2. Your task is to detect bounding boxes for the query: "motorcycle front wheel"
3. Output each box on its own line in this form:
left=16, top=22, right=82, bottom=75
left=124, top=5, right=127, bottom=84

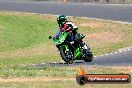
left=60, top=46, right=74, bottom=64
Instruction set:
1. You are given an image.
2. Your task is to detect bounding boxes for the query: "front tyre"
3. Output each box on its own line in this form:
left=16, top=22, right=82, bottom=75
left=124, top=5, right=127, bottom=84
left=60, top=46, right=73, bottom=64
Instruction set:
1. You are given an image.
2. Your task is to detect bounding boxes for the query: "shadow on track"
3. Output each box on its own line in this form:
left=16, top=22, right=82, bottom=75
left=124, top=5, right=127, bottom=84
left=30, top=60, right=86, bottom=67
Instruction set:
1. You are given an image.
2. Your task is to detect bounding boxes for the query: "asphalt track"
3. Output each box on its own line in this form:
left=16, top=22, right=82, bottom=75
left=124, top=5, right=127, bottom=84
left=31, top=48, right=132, bottom=66
left=0, top=1, right=132, bottom=22
left=0, top=0, right=132, bottom=66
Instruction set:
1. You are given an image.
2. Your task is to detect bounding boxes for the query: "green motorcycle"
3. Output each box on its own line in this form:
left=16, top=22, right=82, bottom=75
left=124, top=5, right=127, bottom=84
left=49, top=30, right=93, bottom=64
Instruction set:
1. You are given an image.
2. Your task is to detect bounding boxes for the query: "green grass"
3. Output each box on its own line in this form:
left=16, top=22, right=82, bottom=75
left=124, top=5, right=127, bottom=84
left=1, top=81, right=131, bottom=88
left=0, top=65, right=131, bottom=78
left=0, top=11, right=132, bottom=84
left=0, top=12, right=57, bottom=52
left=0, top=66, right=131, bottom=88
left=0, top=54, right=60, bottom=67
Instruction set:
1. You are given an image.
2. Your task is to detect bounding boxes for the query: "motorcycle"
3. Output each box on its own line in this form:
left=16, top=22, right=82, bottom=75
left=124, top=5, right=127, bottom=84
left=49, top=28, right=93, bottom=64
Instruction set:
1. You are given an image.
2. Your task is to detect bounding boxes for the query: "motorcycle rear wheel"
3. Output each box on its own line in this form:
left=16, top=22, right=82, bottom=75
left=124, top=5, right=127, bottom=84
left=83, top=44, right=93, bottom=62
left=83, top=53, right=93, bottom=62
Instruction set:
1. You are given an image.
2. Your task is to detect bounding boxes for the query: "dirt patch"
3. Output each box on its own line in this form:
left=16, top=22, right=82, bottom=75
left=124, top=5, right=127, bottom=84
left=84, top=31, right=125, bottom=44
left=112, top=66, right=132, bottom=73
left=80, top=21, right=106, bottom=28
left=0, top=77, right=74, bottom=82
left=0, top=44, right=58, bottom=58
left=0, top=26, right=4, bottom=34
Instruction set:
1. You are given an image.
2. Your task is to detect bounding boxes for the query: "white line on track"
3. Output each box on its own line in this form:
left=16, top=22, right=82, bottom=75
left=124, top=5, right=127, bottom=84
left=94, top=56, right=97, bottom=57
left=123, top=49, right=127, bottom=52
left=114, top=52, right=118, bottom=54
left=105, top=54, right=109, bottom=56
left=100, top=55, right=104, bottom=57
left=119, top=50, right=123, bottom=52
left=110, top=53, right=113, bottom=55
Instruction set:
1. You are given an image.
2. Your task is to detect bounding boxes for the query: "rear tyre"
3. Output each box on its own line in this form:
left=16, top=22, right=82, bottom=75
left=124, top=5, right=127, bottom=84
left=83, top=45, right=93, bottom=62
left=84, top=53, right=93, bottom=62
left=60, top=46, right=73, bottom=64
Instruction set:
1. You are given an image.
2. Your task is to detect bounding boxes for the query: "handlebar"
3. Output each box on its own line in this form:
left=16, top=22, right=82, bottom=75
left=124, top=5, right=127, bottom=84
left=49, top=36, right=52, bottom=39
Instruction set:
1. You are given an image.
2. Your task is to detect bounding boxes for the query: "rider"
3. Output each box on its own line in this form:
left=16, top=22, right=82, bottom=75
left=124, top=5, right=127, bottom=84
left=56, top=15, right=78, bottom=42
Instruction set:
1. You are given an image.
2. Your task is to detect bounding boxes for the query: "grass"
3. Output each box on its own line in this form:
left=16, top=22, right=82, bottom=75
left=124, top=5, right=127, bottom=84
left=0, top=65, right=131, bottom=78
left=0, top=11, right=132, bottom=88
left=1, top=81, right=131, bottom=88
left=0, top=12, right=56, bottom=52
left=0, top=66, right=132, bottom=88
left=0, top=54, right=60, bottom=67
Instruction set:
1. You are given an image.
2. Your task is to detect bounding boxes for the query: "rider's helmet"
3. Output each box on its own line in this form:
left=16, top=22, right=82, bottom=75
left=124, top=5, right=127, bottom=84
left=57, top=15, right=67, bottom=27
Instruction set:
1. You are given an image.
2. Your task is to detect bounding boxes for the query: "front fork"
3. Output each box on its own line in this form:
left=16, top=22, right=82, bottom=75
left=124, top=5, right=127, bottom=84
left=61, top=44, right=82, bottom=60
left=61, top=45, right=69, bottom=52
left=61, top=45, right=72, bottom=59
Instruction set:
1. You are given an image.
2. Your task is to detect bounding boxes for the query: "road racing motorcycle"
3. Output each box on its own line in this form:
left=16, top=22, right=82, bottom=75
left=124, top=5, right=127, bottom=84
left=49, top=28, right=93, bottom=64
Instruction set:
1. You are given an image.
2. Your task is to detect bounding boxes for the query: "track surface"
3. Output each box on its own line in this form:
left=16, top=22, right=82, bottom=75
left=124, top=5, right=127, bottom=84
left=31, top=48, right=132, bottom=66
left=90, top=48, right=132, bottom=66
left=0, top=1, right=132, bottom=22
left=0, top=0, right=132, bottom=66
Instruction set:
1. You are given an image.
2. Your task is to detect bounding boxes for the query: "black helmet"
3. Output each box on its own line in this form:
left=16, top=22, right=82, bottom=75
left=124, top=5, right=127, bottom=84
left=57, top=15, right=67, bottom=27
